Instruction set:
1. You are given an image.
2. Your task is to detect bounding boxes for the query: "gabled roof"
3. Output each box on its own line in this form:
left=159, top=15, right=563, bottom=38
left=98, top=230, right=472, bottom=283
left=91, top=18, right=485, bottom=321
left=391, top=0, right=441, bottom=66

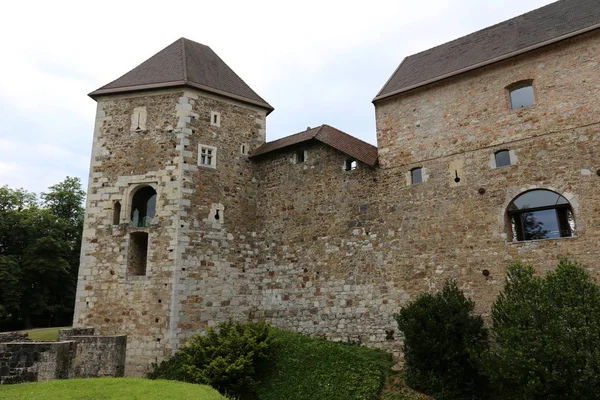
left=251, top=124, right=378, bottom=167
left=90, top=38, right=273, bottom=112
left=374, top=0, right=600, bottom=102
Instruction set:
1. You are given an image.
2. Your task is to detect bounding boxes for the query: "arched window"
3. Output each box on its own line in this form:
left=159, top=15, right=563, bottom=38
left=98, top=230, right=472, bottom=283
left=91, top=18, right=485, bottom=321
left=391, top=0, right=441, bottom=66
left=131, top=186, right=157, bottom=227
left=113, top=201, right=121, bottom=225
left=508, top=80, right=535, bottom=109
left=507, top=189, right=575, bottom=241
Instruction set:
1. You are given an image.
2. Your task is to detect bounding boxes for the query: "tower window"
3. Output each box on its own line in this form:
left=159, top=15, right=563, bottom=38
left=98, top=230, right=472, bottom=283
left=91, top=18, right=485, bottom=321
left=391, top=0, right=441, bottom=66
left=113, top=201, right=121, bottom=225
left=241, top=144, right=249, bottom=155
left=344, top=160, right=358, bottom=171
left=507, top=189, right=575, bottom=241
left=128, top=232, right=149, bottom=276
left=295, top=150, right=305, bottom=164
left=198, top=145, right=217, bottom=168
left=131, top=186, right=157, bottom=227
left=411, top=167, right=423, bottom=184
left=210, top=111, right=221, bottom=127
left=494, top=150, right=511, bottom=167
left=508, top=81, right=535, bottom=109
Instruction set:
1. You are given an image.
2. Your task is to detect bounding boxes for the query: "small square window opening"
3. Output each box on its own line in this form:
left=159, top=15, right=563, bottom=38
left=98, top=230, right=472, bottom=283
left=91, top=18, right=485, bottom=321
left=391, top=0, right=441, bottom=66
left=344, top=160, right=358, bottom=171
left=509, top=84, right=535, bottom=109
left=411, top=168, right=423, bottom=184
left=495, top=150, right=511, bottom=167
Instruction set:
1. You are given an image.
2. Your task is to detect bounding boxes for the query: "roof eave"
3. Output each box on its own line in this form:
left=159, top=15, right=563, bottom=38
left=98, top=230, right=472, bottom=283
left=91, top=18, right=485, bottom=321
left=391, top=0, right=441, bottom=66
left=89, top=80, right=274, bottom=114
left=373, top=23, right=600, bottom=104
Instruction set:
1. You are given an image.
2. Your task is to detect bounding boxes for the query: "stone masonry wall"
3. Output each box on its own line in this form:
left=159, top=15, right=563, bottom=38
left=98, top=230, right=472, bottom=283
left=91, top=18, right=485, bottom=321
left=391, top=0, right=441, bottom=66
left=0, top=342, right=76, bottom=384
left=250, top=30, right=600, bottom=352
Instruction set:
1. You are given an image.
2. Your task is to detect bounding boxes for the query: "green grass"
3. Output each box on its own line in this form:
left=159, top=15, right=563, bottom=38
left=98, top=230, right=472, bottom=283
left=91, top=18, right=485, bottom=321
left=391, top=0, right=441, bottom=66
left=256, top=330, right=393, bottom=400
left=20, top=327, right=69, bottom=341
left=379, top=370, right=432, bottom=400
left=0, top=378, right=227, bottom=400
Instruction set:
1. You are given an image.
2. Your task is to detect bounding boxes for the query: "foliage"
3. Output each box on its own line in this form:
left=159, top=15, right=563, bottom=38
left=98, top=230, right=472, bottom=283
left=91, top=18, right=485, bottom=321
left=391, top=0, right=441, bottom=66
left=379, top=369, right=433, bottom=400
left=394, top=280, right=488, bottom=400
left=0, top=177, right=84, bottom=329
left=148, top=320, right=276, bottom=398
left=255, top=329, right=392, bottom=400
left=0, top=378, right=228, bottom=400
left=484, top=259, right=600, bottom=399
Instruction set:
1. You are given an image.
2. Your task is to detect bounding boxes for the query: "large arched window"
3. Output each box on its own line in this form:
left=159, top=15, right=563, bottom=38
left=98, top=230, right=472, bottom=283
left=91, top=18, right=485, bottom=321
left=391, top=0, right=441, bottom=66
left=131, top=186, right=157, bottom=227
left=507, top=189, right=575, bottom=241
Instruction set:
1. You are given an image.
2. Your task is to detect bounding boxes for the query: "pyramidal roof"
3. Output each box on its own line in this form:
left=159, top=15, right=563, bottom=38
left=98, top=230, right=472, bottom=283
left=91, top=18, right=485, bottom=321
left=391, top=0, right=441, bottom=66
left=90, top=38, right=273, bottom=112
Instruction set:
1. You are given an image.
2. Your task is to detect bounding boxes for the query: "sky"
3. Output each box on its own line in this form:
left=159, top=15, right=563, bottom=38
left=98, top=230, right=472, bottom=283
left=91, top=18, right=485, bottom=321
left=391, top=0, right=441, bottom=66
left=0, top=0, right=555, bottom=195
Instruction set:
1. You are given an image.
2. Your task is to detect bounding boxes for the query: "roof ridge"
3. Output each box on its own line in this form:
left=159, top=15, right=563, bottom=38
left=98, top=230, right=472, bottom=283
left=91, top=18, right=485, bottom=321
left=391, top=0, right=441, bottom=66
left=319, top=124, right=378, bottom=149
left=181, top=38, right=189, bottom=83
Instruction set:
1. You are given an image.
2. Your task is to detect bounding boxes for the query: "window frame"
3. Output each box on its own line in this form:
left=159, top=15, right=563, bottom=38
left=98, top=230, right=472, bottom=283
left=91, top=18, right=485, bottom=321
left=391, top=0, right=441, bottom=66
left=410, top=167, right=423, bottom=185
left=494, top=149, right=512, bottom=168
left=507, top=189, right=575, bottom=242
left=198, top=144, right=217, bottom=169
left=507, top=80, right=535, bottom=109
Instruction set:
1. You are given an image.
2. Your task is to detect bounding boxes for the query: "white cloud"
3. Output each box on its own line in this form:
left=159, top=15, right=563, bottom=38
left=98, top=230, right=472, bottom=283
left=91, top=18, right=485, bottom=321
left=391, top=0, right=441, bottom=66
left=0, top=0, right=555, bottom=193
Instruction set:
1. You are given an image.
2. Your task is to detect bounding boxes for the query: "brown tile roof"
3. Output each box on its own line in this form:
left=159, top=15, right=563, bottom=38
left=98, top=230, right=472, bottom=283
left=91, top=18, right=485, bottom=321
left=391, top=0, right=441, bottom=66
left=90, top=38, right=273, bottom=112
left=251, top=124, right=378, bottom=167
left=375, top=0, right=600, bottom=102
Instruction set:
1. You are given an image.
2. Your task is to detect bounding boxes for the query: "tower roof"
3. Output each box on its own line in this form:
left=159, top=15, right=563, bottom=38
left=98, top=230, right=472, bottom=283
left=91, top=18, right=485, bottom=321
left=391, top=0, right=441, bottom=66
left=374, top=0, right=600, bottom=102
left=90, top=38, right=273, bottom=113
left=251, top=124, right=378, bottom=167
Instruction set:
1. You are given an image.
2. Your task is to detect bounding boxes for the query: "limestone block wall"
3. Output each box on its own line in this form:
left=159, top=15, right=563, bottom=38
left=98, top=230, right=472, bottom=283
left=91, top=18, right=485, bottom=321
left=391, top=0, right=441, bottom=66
left=74, top=90, right=187, bottom=376
left=171, top=90, right=267, bottom=346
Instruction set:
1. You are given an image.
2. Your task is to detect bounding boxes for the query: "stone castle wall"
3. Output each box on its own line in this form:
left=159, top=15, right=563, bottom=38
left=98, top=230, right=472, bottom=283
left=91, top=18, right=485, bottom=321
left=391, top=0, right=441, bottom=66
left=75, top=30, right=600, bottom=374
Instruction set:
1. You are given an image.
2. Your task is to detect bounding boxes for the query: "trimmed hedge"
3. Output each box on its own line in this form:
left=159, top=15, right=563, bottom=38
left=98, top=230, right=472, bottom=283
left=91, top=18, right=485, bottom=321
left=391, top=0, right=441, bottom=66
left=256, top=329, right=392, bottom=400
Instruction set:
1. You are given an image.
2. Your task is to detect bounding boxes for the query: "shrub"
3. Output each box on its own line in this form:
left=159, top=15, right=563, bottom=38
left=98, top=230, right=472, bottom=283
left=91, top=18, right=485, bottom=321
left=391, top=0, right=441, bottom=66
left=484, top=259, right=600, bottom=399
left=255, top=329, right=392, bottom=400
left=394, top=280, right=488, bottom=399
left=148, top=320, right=276, bottom=398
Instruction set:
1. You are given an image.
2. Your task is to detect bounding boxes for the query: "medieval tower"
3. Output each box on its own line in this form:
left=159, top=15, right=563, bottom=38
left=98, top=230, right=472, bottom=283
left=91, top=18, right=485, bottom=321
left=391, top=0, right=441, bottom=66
left=75, top=0, right=600, bottom=376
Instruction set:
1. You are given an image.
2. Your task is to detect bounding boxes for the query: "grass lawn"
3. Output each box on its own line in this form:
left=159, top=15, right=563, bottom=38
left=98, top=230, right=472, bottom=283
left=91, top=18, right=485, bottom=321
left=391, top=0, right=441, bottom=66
left=256, top=329, right=393, bottom=400
left=0, top=378, right=227, bottom=400
left=20, top=327, right=69, bottom=341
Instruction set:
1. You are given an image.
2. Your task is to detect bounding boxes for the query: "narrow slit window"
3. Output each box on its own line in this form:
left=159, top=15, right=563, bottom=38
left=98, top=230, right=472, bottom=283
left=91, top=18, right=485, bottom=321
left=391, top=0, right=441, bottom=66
left=210, top=111, right=221, bottom=127
left=509, top=82, right=535, bottom=109
left=411, top=167, right=423, bottom=184
left=113, top=201, right=121, bottom=225
left=495, top=150, right=511, bottom=167
left=128, top=232, right=149, bottom=276
left=344, top=159, right=358, bottom=171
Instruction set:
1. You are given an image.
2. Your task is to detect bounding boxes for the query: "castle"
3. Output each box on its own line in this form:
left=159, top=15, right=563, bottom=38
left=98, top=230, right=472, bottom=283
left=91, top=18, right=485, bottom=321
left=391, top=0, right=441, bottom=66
left=74, top=0, right=600, bottom=376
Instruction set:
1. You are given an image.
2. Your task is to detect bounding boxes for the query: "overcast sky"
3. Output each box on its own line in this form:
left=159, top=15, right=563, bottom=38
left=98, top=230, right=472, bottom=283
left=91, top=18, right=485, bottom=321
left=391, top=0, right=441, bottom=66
left=0, top=0, right=554, bottom=194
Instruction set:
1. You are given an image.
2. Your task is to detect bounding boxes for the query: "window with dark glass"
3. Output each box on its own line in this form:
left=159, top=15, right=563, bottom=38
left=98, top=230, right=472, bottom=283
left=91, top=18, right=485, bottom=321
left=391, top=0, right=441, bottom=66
left=345, top=159, right=357, bottom=171
left=495, top=150, right=511, bottom=167
left=507, top=189, right=574, bottom=241
left=411, top=167, right=422, bottom=184
left=509, top=82, right=535, bottom=109
left=131, top=186, right=157, bottom=227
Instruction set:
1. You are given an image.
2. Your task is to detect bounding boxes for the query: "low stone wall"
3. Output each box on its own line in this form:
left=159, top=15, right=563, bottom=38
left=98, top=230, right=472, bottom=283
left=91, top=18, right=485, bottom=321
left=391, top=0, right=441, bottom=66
left=0, top=341, right=76, bottom=384
left=0, top=328, right=126, bottom=384
left=59, top=329, right=126, bottom=378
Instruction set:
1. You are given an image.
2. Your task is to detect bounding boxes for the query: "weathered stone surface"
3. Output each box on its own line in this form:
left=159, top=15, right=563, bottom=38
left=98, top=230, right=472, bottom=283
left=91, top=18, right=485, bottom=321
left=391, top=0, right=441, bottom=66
left=0, top=342, right=76, bottom=384
left=74, top=30, right=600, bottom=374
left=0, top=332, right=32, bottom=343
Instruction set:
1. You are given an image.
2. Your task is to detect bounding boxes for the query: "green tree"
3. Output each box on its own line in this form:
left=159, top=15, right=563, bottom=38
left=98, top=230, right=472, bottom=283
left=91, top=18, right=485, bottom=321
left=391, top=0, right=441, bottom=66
left=0, top=178, right=85, bottom=329
left=484, top=259, right=600, bottom=399
left=395, top=280, right=488, bottom=399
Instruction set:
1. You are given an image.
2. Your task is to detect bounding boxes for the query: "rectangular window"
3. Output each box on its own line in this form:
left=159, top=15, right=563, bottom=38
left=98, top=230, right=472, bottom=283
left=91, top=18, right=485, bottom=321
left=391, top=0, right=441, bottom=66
left=509, top=84, right=535, bottom=109
left=495, top=150, right=511, bottom=167
left=210, top=111, right=221, bottom=127
left=128, top=232, right=149, bottom=276
left=198, top=145, right=217, bottom=168
left=411, top=168, right=422, bottom=184
left=295, top=150, right=305, bottom=164
left=344, top=159, right=358, bottom=171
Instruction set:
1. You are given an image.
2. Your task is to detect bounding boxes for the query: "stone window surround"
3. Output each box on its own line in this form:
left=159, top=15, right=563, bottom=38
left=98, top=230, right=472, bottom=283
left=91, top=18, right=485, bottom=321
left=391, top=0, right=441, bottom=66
left=125, top=228, right=153, bottom=279
left=122, top=182, right=160, bottom=228
left=498, top=185, right=580, bottom=243
left=210, top=111, right=221, bottom=127
left=506, top=79, right=535, bottom=110
left=490, top=149, right=518, bottom=169
left=405, top=166, right=427, bottom=186
left=344, top=159, right=358, bottom=172
left=198, top=144, right=217, bottom=168
left=294, top=149, right=307, bottom=164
